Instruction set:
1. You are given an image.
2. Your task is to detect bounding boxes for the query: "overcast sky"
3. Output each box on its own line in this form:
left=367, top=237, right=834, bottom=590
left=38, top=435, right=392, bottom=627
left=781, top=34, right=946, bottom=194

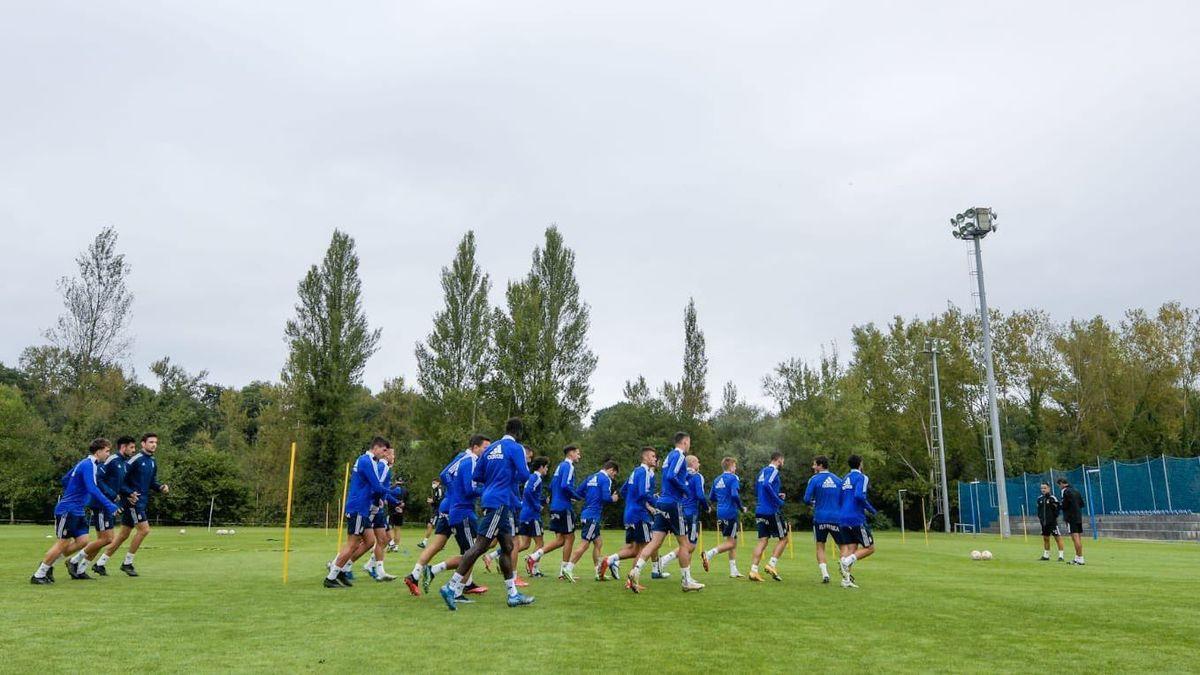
left=2, top=2, right=1197, bottom=414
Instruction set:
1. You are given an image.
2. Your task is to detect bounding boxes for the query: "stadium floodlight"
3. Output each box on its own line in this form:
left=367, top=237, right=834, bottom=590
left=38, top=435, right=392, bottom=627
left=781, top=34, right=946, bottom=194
left=951, top=207, right=1010, bottom=537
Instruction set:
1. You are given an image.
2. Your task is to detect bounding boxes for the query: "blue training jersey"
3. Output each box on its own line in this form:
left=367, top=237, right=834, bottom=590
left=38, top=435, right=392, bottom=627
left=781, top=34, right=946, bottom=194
left=804, top=470, right=844, bottom=523
left=346, top=451, right=388, bottom=515
left=656, top=448, right=689, bottom=508
left=755, top=464, right=785, bottom=516
left=448, top=453, right=480, bottom=524
left=622, top=465, right=655, bottom=525
left=90, top=454, right=127, bottom=509
left=580, top=471, right=614, bottom=521
left=57, top=456, right=118, bottom=517
left=682, top=471, right=708, bottom=517
left=520, top=473, right=545, bottom=522
left=121, top=452, right=163, bottom=509
left=709, top=471, right=743, bottom=520
left=436, top=450, right=469, bottom=516
left=549, top=459, right=580, bottom=511
left=839, top=469, right=877, bottom=526
left=472, top=435, right=531, bottom=510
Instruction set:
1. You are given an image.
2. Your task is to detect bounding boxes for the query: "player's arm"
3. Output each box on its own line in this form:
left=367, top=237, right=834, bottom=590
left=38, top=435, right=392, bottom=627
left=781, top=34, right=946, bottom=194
left=855, top=476, right=877, bottom=514
left=511, top=444, right=531, bottom=483
left=803, top=475, right=816, bottom=505
left=667, top=454, right=689, bottom=493
left=764, top=472, right=785, bottom=510
left=83, top=461, right=119, bottom=514
left=151, top=461, right=166, bottom=493
left=695, top=477, right=710, bottom=512
left=358, top=454, right=387, bottom=497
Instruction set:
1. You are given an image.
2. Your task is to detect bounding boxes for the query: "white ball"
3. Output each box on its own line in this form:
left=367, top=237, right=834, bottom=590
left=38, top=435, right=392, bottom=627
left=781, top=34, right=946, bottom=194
left=981, top=550, right=993, bottom=560
left=229, top=529, right=236, bottom=535
left=970, top=550, right=982, bottom=560
left=179, top=529, right=186, bottom=534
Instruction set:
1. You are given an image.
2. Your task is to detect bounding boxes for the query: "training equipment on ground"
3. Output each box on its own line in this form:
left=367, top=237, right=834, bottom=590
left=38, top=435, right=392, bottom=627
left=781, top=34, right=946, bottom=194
left=981, top=550, right=993, bottom=560
left=180, top=529, right=186, bottom=534
left=970, top=550, right=982, bottom=560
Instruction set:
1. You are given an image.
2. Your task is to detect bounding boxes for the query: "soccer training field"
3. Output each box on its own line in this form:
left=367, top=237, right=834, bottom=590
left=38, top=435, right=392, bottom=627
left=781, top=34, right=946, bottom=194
left=2, top=525, right=1196, bottom=673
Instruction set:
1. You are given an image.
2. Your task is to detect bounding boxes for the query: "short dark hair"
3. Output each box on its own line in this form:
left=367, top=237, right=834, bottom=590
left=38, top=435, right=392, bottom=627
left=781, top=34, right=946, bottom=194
left=469, top=435, right=490, bottom=449
left=140, top=433, right=158, bottom=443
left=770, top=451, right=784, bottom=462
left=673, top=432, right=690, bottom=445
left=89, top=438, right=111, bottom=454
left=505, top=417, right=524, bottom=439
left=848, top=454, right=862, bottom=470
left=641, top=446, right=657, bottom=457
left=602, top=460, right=619, bottom=472
left=1040, top=481, right=1051, bottom=488
left=115, top=435, right=136, bottom=448
left=530, top=456, right=550, bottom=471
left=370, top=436, right=390, bottom=449
left=813, top=455, right=829, bottom=469
left=1056, top=478, right=1068, bottom=485
left=563, top=445, right=579, bottom=456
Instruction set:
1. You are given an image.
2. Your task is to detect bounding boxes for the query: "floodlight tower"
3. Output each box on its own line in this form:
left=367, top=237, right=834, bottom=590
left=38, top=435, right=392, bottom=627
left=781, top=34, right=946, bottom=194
left=951, top=207, right=1010, bottom=537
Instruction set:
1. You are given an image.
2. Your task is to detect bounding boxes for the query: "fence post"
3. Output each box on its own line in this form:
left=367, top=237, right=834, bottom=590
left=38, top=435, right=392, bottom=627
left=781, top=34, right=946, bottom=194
left=1146, top=458, right=1158, bottom=511
left=1113, top=460, right=1122, bottom=512
left=1022, top=472, right=1029, bottom=523
left=1162, top=454, right=1173, bottom=511
left=1096, top=456, right=1106, bottom=514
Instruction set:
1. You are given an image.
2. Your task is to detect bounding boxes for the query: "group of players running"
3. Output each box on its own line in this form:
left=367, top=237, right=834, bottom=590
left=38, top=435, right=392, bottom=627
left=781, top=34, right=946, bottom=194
left=322, top=417, right=880, bottom=610
left=31, top=434, right=169, bottom=584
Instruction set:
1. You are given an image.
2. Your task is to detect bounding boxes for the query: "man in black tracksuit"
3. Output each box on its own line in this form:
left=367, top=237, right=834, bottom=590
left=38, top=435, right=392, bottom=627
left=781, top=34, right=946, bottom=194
left=1036, top=482, right=1065, bottom=561
left=1056, top=478, right=1086, bottom=565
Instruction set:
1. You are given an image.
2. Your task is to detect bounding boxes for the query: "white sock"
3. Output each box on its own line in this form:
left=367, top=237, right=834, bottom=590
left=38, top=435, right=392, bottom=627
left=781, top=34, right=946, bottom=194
left=819, top=562, right=828, bottom=577
left=634, top=559, right=646, bottom=573
left=660, top=551, right=677, bottom=568
left=531, top=549, right=543, bottom=561
left=750, top=564, right=759, bottom=573
left=847, top=554, right=857, bottom=566
left=768, top=556, right=778, bottom=567
left=77, top=558, right=91, bottom=574
left=448, top=573, right=466, bottom=595
left=124, top=553, right=135, bottom=566
left=606, top=554, right=619, bottom=568
left=505, top=576, right=518, bottom=597
left=35, top=563, right=50, bottom=578
left=69, top=551, right=85, bottom=564
left=96, top=553, right=110, bottom=566
left=705, top=548, right=717, bottom=561
left=564, top=562, right=574, bottom=573
left=410, top=563, right=423, bottom=577
left=375, top=562, right=386, bottom=576
left=419, top=538, right=427, bottom=545
left=487, top=550, right=500, bottom=561
left=341, top=562, right=352, bottom=572
left=326, top=566, right=340, bottom=581
left=680, top=566, right=692, bottom=583
left=730, top=560, right=738, bottom=574
left=431, top=562, right=447, bottom=576
left=652, top=560, right=661, bottom=573
left=1058, top=551, right=1065, bottom=559
left=466, top=574, right=474, bottom=586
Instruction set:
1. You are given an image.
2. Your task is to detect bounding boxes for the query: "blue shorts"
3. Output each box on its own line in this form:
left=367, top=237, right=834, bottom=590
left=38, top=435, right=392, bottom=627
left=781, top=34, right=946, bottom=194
left=346, top=512, right=371, bottom=536
left=718, top=518, right=739, bottom=538
left=684, top=515, right=699, bottom=545
left=813, top=522, right=841, bottom=543
left=625, top=521, right=652, bottom=544
left=478, top=507, right=515, bottom=539
left=121, top=506, right=148, bottom=528
left=90, top=509, right=115, bottom=533
left=580, top=519, right=601, bottom=542
left=757, top=513, right=789, bottom=539
left=433, top=513, right=451, bottom=536
left=843, top=524, right=874, bottom=547
left=55, top=513, right=89, bottom=539
left=652, top=503, right=684, bottom=536
left=450, top=516, right=477, bottom=553
left=371, top=509, right=389, bottom=530
left=549, top=509, right=576, bottom=534
left=518, top=519, right=543, bottom=538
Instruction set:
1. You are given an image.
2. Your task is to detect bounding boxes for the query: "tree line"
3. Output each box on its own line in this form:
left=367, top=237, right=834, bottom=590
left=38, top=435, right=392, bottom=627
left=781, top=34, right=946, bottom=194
left=2, top=227, right=1197, bottom=528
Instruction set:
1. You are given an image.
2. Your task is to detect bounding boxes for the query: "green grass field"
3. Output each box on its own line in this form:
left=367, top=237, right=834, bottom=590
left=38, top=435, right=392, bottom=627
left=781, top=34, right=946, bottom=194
left=1, top=524, right=1196, bottom=673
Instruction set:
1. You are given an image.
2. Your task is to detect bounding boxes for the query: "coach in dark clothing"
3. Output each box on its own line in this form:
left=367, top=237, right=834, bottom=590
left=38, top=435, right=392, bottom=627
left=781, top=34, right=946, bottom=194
left=1036, top=482, right=1065, bottom=561
left=1056, top=478, right=1086, bottom=565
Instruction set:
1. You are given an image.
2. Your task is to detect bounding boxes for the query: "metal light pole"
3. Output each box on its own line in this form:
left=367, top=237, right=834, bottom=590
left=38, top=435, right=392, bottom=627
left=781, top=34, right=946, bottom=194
left=898, top=489, right=908, bottom=543
left=951, top=208, right=1011, bottom=537
left=924, top=339, right=951, bottom=532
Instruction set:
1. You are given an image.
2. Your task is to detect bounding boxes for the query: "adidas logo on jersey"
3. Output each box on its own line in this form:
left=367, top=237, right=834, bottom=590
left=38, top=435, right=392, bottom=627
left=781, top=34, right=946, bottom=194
left=486, top=447, right=504, bottom=460
left=821, top=476, right=837, bottom=489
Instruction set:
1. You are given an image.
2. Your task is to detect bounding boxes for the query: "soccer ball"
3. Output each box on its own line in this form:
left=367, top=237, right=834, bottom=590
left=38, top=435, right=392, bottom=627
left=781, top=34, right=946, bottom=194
left=229, top=529, right=236, bottom=535
left=981, top=550, right=993, bottom=560
left=216, top=529, right=229, bottom=535
left=970, top=550, right=982, bottom=560
left=179, top=529, right=186, bottom=534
